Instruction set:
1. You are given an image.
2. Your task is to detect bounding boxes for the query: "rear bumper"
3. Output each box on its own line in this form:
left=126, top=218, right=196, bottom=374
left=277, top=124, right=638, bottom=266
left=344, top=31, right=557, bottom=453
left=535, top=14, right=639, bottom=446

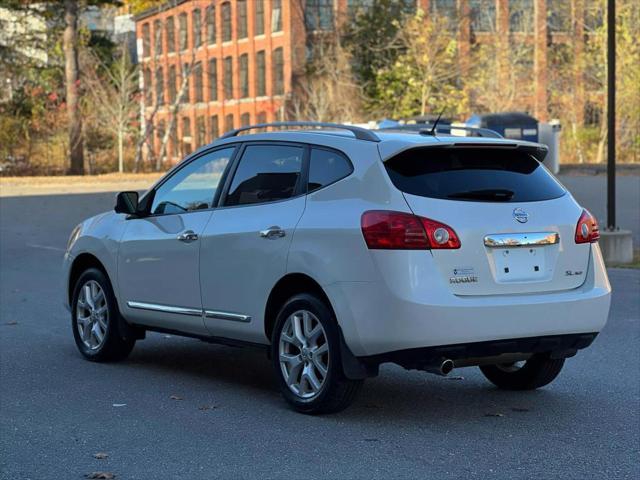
left=327, top=244, right=611, bottom=357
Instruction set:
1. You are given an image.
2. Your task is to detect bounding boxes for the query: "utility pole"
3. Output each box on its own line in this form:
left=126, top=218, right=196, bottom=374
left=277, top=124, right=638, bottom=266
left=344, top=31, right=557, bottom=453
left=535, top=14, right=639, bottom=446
left=606, top=0, right=615, bottom=229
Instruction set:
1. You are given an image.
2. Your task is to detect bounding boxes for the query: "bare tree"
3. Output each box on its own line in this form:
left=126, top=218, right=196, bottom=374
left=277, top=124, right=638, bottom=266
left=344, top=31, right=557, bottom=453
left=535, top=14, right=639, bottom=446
left=83, top=43, right=139, bottom=172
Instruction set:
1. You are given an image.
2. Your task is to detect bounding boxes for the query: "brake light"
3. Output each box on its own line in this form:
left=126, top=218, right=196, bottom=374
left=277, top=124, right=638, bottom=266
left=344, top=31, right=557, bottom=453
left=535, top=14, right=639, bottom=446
left=575, top=209, right=600, bottom=244
left=361, top=211, right=460, bottom=250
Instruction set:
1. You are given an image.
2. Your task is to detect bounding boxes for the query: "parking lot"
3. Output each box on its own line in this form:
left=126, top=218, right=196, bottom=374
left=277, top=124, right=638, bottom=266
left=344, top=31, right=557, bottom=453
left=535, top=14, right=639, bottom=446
left=1, top=176, right=639, bottom=479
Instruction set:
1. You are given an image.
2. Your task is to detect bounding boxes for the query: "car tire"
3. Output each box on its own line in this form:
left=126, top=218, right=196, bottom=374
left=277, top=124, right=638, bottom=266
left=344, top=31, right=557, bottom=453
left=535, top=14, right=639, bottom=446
left=71, top=268, right=135, bottom=362
left=479, top=355, right=565, bottom=390
left=271, top=293, right=363, bottom=414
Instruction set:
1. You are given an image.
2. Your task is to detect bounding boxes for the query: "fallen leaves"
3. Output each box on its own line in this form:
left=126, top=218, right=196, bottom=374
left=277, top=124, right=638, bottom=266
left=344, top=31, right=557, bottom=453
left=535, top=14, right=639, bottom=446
left=198, top=405, right=217, bottom=411
left=111, top=403, right=126, bottom=408
left=484, top=412, right=505, bottom=417
left=84, top=472, right=115, bottom=479
left=446, top=375, right=465, bottom=381
left=169, top=394, right=183, bottom=401
left=93, top=452, right=109, bottom=459
left=4, top=321, right=18, bottom=326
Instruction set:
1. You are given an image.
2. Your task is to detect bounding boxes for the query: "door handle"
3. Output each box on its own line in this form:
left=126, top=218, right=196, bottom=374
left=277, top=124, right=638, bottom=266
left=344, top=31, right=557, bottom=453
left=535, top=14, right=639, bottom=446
left=259, top=226, right=286, bottom=239
left=177, top=230, right=199, bottom=243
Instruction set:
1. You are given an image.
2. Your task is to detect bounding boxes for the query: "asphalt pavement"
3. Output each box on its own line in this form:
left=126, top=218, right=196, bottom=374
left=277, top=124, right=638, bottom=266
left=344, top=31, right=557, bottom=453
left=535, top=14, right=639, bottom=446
left=1, top=180, right=639, bottom=479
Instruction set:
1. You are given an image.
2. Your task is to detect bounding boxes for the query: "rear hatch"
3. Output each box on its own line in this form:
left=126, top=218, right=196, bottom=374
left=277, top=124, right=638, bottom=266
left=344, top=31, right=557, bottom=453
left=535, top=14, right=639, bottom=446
left=384, top=145, right=591, bottom=296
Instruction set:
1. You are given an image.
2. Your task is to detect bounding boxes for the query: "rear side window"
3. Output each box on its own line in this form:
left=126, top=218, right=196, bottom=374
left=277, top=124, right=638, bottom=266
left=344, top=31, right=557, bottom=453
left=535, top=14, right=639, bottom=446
left=384, top=147, right=565, bottom=202
left=224, top=144, right=303, bottom=206
left=308, top=148, right=353, bottom=193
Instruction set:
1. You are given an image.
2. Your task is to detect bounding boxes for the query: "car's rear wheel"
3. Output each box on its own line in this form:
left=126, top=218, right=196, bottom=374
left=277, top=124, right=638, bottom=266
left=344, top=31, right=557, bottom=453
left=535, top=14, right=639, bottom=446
left=479, top=355, right=565, bottom=390
left=71, top=268, right=135, bottom=362
left=271, top=293, right=362, bottom=414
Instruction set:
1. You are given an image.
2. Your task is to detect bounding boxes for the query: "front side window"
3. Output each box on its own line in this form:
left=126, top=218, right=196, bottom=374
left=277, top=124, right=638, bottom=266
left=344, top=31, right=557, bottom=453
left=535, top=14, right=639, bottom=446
left=151, top=147, right=234, bottom=215
left=225, top=145, right=303, bottom=206
left=308, top=148, right=353, bottom=192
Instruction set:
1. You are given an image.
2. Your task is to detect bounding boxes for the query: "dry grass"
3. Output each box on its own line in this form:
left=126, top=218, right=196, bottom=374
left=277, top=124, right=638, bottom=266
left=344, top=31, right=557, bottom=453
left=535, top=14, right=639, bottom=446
left=0, top=172, right=162, bottom=197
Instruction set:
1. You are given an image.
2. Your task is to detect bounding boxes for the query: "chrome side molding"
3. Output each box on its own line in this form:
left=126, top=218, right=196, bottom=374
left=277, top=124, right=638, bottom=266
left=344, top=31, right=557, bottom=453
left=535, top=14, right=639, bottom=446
left=204, top=310, right=251, bottom=323
left=484, top=232, right=559, bottom=248
left=127, top=301, right=252, bottom=323
left=127, top=301, right=202, bottom=316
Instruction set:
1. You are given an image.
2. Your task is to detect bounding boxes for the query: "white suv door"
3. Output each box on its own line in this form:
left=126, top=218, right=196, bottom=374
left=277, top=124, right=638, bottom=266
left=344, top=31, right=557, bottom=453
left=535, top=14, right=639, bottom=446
left=199, top=143, right=306, bottom=343
left=117, top=147, right=235, bottom=335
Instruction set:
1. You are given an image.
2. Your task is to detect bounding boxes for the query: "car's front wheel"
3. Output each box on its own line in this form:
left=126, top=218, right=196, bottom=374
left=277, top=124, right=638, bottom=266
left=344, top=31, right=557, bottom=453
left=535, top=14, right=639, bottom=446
left=479, top=355, right=565, bottom=390
left=71, top=268, right=135, bottom=362
left=271, top=293, right=362, bottom=414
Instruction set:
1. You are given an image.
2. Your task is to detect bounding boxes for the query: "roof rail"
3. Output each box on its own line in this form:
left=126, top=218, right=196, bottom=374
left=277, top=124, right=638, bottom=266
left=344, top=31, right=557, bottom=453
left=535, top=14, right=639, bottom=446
left=219, top=121, right=381, bottom=142
left=378, top=124, right=503, bottom=139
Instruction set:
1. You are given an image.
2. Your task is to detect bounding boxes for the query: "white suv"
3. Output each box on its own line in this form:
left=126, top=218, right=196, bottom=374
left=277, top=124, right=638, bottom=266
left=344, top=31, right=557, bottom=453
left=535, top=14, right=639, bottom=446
left=62, top=122, right=611, bottom=413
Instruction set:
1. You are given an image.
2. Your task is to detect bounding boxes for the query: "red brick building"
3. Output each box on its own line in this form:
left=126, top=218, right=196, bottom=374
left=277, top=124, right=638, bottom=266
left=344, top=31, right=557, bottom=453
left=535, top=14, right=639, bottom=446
left=136, top=1, right=601, bottom=163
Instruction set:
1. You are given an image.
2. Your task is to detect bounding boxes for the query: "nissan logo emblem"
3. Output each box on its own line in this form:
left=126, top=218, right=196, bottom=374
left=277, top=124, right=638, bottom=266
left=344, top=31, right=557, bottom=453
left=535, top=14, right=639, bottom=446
left=513, top=208, right=529, bottom=223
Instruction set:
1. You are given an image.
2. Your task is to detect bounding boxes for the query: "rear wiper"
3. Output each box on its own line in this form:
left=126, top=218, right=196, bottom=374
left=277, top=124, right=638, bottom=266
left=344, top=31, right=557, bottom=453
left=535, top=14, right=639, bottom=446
left=447, top=189, right=515, bottom=201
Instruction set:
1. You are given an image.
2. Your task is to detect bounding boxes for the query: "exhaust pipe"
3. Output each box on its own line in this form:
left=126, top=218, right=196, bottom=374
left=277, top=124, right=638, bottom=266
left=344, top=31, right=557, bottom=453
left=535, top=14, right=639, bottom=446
left=424, top=358, right=454, bottom=376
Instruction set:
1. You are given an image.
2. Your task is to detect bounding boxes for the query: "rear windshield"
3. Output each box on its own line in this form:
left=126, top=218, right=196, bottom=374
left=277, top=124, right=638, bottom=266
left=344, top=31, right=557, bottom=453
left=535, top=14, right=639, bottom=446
left=384, top=147, right=565, bottom=202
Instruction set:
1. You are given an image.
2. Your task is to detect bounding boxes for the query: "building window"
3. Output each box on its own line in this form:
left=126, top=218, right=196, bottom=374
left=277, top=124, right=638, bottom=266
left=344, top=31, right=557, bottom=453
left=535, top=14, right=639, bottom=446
left=470, top=0, right=495, bottom=32
left=153, top=19, right=163, bottom=56
left=206, top=5, right=216, bottom=44
left=196, top=116, right=206, bottom=148
left=182, top=116, right=192, bottom=155
left=143, top=67, right=152, bottom=105
left=256, top=50, right=266, bottom=96
left=509, top=0, right=534, bottom=33
left=239, top=54, right=249, bottom=98
left=194, top=62, right=203, bottom=102
left=168, top=65, right=177, bottom=103
left=431, top=0, right=458, bottom=32
left=272, top=47, right=284, bottom=95
left=182, top=63, right=191, bottom=103
left=208, top=58, right=217, bottom=101
left=179, top=12, right=188, bottom=50
left=210, top=115, right=219, bottom=140
left=157, top=120, right=166, bottom=144
left=155, top=67, right=164, bottom=105
left=257, top=112, right=267, bottom=124
left=237, top=0, right=248, bottom=39
left=223, top=56, right=233, bottom=100
left=224, top=114, right=234, bottom=133
left=141, top=23, right=150, bottom=57
left=305, top=0, right=333, bottom=31
left=192, top=8, right=202, bottom=47
left=272, top=0, right=282, bottom=32
left=240, top=112, right=251, bottom=127
left=166, top=16, right=175, bottom=53
left=222, top=2, right=232, bottom=42
left=547, top=0, right=571, bottom=33
left=255, top=0, right=265, bottom=36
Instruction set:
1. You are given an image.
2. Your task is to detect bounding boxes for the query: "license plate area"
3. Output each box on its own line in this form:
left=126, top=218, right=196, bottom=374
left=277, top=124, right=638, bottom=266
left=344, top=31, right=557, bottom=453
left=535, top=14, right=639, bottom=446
left=492, top=247, right=548, bottom=282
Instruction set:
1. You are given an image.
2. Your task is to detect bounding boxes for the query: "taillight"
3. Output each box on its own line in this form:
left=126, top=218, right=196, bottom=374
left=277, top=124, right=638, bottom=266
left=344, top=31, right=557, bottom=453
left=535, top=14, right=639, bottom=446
left=361, top=211, right=460, bottom=250
left=575, top=209, right=600, bottom=244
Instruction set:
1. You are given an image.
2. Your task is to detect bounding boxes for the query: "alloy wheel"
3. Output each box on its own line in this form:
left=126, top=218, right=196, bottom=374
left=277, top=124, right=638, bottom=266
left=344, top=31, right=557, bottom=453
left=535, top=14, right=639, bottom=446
left=278, top=310, right=329, bottom=399
left=76, top=280, right=108, bottom=350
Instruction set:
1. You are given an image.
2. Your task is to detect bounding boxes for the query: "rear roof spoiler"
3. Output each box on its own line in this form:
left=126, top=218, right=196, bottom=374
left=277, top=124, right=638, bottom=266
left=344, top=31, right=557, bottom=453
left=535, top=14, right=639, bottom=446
left=380, top=141, right=549, bottom=163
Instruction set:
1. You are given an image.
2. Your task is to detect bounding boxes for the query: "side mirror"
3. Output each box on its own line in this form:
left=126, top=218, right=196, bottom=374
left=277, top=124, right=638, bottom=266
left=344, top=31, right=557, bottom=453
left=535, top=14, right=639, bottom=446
left=115, top=191, right=139, bottom=215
